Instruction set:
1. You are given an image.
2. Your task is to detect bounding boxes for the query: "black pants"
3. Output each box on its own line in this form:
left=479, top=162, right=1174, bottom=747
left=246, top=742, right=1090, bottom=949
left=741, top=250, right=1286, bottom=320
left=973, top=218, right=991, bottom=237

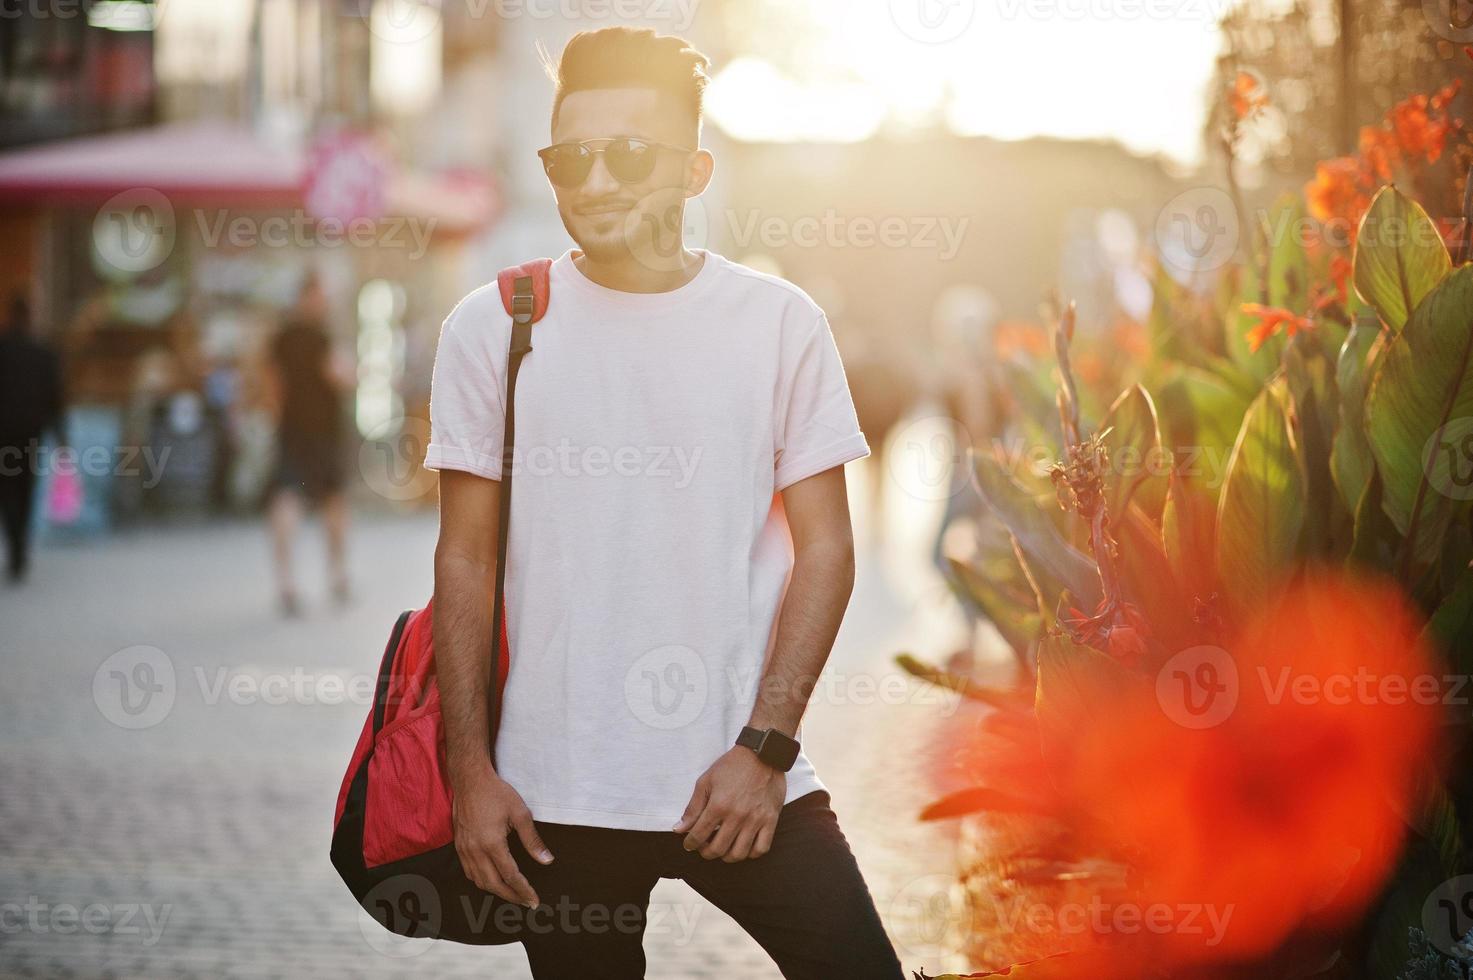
left=0, top=455, right=36, bottom=580
left=506, top=790, right=905, bottom=979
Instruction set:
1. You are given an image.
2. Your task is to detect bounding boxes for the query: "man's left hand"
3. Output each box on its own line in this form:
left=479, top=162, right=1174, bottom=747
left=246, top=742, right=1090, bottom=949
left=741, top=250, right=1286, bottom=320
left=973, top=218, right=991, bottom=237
left=672, top=746, right=785, bottom=862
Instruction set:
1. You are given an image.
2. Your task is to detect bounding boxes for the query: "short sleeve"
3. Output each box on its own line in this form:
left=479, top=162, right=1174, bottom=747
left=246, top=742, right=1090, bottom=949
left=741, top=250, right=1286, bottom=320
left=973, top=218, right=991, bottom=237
left=773, top=312, right=872, bottom=491
left=422, top=296, right=507, bottom=481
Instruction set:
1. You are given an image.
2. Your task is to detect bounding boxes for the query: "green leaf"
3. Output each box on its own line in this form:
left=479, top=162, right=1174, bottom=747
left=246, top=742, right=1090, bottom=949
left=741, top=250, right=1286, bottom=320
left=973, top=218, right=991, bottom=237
left=1352, top=186, right=1452, bottom=332
left=970, top=450, right=1103, bottom=609
left=1266, top=194, right=1312, bottom=312
left=1363, top=265, right=1473, bottom=564
left=945, top=557, right=1042, bottom=659
left=1349, top=468, right=1402, bottom=574
left=1034, top=634, right=1144, bottom=770
left=1099, top=384, right=1167, bottom=523
left=1285, top=333, right=1342, bottom=554
left=1215, top=380, right=1306, bottom=623
left=1423, top=561, right=1473, bottom=677
left=1163, top=468, right=1218, bottom=603
left=1331, top=312, right=1382, bottom=513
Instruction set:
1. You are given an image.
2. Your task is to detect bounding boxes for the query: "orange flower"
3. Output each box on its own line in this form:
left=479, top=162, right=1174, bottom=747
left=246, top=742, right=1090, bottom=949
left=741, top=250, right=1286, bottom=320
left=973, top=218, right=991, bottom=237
left=1357, top=125, right=1400, bottom=182
left=1388, top=81, right=1461, bottom=165
left=1229, top=71, right=1268, bottom=120
left=1061, top=574, right=1443, bottom=964
left=1241, top=303, right=1313, bottom=353
left=1305, top=157, right=1368, bottom=230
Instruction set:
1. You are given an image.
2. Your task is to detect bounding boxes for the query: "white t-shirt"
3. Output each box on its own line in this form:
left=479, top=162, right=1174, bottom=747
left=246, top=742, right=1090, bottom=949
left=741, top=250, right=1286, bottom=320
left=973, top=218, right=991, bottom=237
left=422, top=248, right=871, bottom=831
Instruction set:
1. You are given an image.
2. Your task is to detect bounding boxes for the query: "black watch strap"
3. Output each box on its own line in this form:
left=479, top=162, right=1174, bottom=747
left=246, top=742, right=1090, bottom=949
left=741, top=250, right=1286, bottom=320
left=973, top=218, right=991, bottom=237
left=736, top=725, right=801, bottom=772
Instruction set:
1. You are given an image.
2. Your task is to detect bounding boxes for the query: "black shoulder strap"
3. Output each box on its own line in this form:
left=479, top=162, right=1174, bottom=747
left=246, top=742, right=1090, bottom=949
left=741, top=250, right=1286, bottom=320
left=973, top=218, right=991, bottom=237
left=486, top=276, right=536, bottom=760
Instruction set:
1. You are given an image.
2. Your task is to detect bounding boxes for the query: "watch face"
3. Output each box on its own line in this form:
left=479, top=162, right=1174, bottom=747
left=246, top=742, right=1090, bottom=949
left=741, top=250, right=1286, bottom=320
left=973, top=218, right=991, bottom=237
left=763, top=731, right=801, bottom=771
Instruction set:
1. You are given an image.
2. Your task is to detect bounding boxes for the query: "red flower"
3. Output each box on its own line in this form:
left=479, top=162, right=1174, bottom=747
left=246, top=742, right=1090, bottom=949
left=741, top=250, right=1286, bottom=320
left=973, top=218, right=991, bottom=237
left=1305, top=157, right=1369, bottom=232
left=1241, top=303, right=1313, bottom=353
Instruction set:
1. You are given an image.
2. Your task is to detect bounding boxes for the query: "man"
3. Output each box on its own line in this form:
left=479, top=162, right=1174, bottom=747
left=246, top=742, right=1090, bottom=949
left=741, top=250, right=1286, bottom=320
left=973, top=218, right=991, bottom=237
left=0, top=296, right=64, bottom=584
left=423, top=27, right=903, bottom=978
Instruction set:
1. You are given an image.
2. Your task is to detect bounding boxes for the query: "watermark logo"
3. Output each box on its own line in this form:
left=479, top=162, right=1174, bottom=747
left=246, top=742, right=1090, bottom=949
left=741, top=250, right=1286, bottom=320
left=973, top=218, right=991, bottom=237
left=1424, top=418, right=1473, bottom=502
left=1422, top=875, right=1473, bottom=955
left=93, top=645, right=176, bottom=730
left=358, top=874, right=443, bottom=957
left=889, top=0, right=975, bottom=43
left=624, top=644, right=707, bottom=730
left=887, top=873, right=973, bottom=959
left=889, top=416, right=974, bottom=501
left=361, top=416, right=438, bottom=501
left=1424, top=0, right=1473, bottom=41
left=93, top=188, right=176, bottom=276
left=1156, top=645, right=1238, bottom=729
left=1155, top=187, right=1239, bottom=277
left=624, top=187, right=709, bottom=274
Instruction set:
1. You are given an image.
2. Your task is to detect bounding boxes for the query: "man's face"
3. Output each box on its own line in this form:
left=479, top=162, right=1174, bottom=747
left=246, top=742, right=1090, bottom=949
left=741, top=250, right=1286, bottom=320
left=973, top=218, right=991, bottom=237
left=548, top=87, right=706, bottom=266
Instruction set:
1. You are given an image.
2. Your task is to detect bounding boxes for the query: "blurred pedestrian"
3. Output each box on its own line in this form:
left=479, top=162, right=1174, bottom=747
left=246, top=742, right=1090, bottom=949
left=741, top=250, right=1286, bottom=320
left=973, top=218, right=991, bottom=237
left=0, top=296, right=64, bottom=584
left=264, top=277, right=351, bottom=616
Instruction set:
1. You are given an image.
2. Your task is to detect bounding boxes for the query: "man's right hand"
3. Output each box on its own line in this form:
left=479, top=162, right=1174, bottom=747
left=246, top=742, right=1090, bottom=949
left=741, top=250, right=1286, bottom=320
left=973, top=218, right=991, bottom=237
left=450, top=763, right=554, bottom=908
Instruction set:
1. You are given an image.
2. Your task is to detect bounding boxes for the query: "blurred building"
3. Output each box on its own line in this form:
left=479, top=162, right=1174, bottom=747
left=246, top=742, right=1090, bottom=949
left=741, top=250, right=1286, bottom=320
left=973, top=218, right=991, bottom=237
left=0, top=0, right=501, bottom=530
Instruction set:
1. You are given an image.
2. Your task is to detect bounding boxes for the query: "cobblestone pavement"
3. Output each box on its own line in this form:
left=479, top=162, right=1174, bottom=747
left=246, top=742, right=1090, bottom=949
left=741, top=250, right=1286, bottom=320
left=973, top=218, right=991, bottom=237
left=1, top=477, right=982, bottom=978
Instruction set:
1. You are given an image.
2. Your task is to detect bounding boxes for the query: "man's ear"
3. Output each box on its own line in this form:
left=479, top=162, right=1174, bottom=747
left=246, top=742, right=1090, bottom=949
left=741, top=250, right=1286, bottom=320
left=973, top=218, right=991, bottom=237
left=685, top=148, right=715, bottom=197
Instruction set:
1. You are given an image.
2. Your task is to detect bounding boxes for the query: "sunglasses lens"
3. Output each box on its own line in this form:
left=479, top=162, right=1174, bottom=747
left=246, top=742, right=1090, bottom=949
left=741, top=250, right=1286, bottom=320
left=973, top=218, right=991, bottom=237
left=605, top=139, right=658, bottom=184
left=542, top=145, right=591, bottom=188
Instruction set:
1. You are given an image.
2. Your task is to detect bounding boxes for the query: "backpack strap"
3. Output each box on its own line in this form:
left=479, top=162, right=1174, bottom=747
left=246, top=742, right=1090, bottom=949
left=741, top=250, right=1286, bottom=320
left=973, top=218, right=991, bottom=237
left=485, top=258, right=551, bottom=764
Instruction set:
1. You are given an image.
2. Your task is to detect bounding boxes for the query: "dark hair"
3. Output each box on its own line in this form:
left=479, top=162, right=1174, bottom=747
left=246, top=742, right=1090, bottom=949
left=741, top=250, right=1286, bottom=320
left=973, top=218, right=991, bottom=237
left=544, top=27, right=711, bottom=133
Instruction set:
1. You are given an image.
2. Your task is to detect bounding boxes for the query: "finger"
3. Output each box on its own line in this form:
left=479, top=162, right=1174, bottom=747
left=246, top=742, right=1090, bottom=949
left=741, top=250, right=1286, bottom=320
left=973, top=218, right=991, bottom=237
left=458, top=843, right=514, bottom=903
left=751, top=822, right=775, bottom=860
left=672, top=778, right=710, bottom=833
left=512, top=809, right=555, bottom=864
left=723, top=823, right=758, bottom=863
left=700, top=816, right=740, bottom=861
left=682, top=804, right=721, bottom=852
left=488, top=839, right=541, bottom=908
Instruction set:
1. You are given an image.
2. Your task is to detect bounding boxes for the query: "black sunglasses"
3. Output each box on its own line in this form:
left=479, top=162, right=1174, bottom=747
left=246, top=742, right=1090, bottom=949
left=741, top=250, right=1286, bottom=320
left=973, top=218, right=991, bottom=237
left=536, top=137, right=694, bottom=189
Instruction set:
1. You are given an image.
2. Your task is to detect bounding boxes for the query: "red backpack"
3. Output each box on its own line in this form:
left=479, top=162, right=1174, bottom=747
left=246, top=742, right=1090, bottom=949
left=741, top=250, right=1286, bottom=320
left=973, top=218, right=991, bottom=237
left=330, top=260, right=551, bottom=944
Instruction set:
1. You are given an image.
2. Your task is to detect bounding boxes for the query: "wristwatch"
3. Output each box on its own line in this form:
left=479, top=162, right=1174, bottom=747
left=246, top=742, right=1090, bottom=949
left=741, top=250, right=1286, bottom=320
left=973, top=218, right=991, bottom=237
left=735, top=726, right=801, bottom=772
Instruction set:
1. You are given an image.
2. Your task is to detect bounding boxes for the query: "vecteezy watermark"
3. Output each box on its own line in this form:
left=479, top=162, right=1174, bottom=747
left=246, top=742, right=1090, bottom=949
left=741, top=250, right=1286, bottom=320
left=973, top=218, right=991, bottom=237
left=193, top=210, right=437, bottom=262
left=92, top=648, right=390, bottom=729
left=888, top=0, right=975, bottom=43
left=1257, top=666, right=1472, bottom=708
left=1156, top=646, right=1238, bottom=730
left=1155, top=187, right=1240, bottom=277
left=991, top=436, right=1235, bottom=491
left=0, top=898, right=173, bottom=948
left=360, top=416, right=438, bottom=502
left=93, top=188, right=176, bottom=276
left=1423, top=875, right=1473, bottom=956
left=623, top=188, right=710, bottom=274
left=0, top=444, right=170, bottom=487
left=977, top=891, right=1235, bottom=947
left=1424, top=418, right=1473, bottom=503
left=886, top=874, right=973, bottom=959
left=625, top=645, right=709, bottom=730
left=358, top=874, right=704, bottom=959
left=722, top=209, right=970, bottom=262
left=890, top=416, right=975, bottom=502
left=624, top=647, right=962, bottom=731
left=1423, top=0, right=1473, bottom=42
left=93, top=646, right=177, bottom=730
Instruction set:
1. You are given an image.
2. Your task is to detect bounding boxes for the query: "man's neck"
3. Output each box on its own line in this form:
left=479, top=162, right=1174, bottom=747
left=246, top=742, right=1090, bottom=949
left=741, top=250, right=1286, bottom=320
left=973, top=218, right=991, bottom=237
left=573, top=248, right=704, bottom=294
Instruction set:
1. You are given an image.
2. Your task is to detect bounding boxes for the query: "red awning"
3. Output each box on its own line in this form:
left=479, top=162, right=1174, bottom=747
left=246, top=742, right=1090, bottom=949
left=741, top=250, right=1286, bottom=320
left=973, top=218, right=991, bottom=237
left=0, top=120, right=499, bottom=233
